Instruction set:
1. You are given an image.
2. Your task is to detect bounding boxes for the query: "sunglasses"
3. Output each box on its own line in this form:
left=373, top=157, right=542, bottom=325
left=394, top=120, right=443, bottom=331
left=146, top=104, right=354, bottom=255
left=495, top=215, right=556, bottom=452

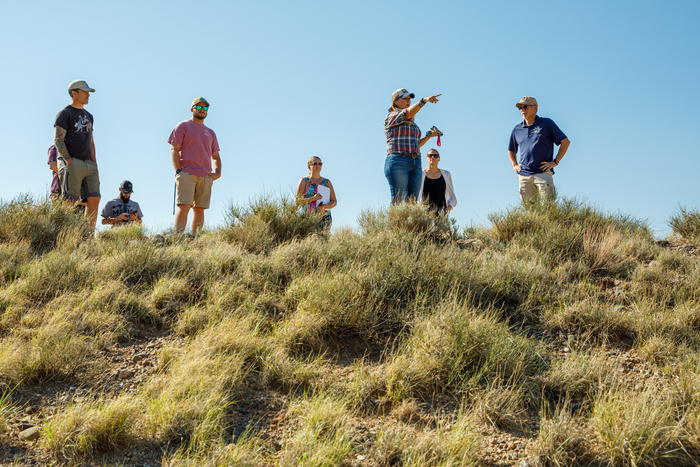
left=518, top=105, right=535, bottom=110
left=193, top=105, right=209, bottom=111
left=427, top=154, right=440, bottom=158
left=310, top=162, right=323, bottom=166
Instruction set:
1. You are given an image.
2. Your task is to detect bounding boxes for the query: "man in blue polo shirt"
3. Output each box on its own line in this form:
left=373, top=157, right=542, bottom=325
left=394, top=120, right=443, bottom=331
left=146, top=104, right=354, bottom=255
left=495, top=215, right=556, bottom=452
left=508, top=96, right=570, bottom=202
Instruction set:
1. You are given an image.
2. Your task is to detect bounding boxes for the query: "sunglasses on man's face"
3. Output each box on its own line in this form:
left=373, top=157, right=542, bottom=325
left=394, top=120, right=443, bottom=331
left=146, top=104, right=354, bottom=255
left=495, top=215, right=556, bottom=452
left=427, top=154, right=440, bottom=158
left=193, top=105, right=209, bottom=111
left=518, top=105, right=534, bottom=110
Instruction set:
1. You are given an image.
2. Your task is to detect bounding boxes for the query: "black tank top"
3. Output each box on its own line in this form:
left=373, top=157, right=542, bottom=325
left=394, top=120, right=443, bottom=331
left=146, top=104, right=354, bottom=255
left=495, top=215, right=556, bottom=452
left=423, top=174, right=446, bottom=207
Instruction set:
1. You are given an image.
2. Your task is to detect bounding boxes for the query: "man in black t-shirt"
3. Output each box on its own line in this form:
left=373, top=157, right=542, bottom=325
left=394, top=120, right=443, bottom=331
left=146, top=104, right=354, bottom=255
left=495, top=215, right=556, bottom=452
left=54, top=79, right=101, bottom=232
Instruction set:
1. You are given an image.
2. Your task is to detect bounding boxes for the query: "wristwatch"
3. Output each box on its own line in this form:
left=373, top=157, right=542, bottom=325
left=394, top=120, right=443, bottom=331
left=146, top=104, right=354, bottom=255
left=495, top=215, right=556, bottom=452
left=176, top=169, right=182, bottom=174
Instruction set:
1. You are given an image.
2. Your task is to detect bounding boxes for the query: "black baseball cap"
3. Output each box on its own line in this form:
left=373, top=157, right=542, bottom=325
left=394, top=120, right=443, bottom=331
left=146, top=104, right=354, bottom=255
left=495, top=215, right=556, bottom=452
left=120, top=180, right=134, bottom=193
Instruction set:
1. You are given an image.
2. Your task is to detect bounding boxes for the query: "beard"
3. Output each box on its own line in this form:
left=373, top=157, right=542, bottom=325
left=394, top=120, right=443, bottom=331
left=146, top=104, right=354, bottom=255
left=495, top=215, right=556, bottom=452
left=119, top=193, right=130, bottom=203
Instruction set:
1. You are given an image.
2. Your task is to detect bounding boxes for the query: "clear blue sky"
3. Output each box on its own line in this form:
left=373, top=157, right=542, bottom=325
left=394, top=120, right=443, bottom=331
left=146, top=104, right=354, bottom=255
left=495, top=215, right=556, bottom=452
left=2, top=0, right=698, bottom=236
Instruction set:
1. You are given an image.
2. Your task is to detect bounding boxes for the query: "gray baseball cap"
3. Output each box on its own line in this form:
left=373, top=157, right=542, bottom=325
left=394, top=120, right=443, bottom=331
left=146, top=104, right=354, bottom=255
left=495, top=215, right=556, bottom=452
left=392, top=88, right=415, bottom=101
left=68, top=80, right=95, bottom=92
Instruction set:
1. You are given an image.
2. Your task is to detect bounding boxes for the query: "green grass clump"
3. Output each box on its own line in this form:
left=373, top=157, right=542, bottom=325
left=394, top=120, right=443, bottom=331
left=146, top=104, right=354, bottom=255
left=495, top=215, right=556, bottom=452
left=669, top=206, right=700, bottom=244
left=0, top=387, right=19, bottom=433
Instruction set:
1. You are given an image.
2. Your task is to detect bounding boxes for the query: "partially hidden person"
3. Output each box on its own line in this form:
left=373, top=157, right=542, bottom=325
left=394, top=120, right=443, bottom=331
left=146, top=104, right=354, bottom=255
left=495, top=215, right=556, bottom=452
left=168, top=97, right=222, bottom=233
left=48, top=144, right=88, bottom=212
left=47, top=145, right=61, bottom=200
left=54, top=80, right=101, bottom=230
left=384, top=88, right=442, bottom=204
left=418, top=148, right=457, bottom=214
left=508, top=96, right=570, bottom=202
left=100, top=180, right=143, bottom=227
left=295, top=156, right=337, bottom=232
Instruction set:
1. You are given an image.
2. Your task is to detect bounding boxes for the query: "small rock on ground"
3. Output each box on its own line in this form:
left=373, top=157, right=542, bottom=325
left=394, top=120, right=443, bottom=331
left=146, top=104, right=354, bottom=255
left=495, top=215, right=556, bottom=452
left=19, top=427, right=40, bottom=441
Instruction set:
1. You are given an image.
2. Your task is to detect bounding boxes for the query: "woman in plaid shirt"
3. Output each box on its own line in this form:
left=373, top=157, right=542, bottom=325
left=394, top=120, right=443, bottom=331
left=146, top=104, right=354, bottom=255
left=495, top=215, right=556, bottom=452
left=384, top=88, right=442, bottom=204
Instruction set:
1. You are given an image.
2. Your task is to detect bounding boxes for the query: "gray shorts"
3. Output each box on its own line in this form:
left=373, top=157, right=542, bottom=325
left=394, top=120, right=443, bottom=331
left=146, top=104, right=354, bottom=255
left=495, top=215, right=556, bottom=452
left=58, top=158, right=100, bottom=201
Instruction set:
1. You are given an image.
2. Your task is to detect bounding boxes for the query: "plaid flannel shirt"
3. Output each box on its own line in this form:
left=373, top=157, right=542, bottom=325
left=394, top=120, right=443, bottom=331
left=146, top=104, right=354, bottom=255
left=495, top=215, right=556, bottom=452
left=384, top=109, right=422, bottom=156
left=47, top=145, right=60, bottom=194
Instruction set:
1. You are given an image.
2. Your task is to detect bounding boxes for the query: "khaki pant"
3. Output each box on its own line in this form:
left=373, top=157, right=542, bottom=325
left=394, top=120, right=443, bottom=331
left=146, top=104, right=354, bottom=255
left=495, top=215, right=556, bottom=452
left=176, top=171, right=213, bottom=209
left=518, top=171, right=555, bottom=202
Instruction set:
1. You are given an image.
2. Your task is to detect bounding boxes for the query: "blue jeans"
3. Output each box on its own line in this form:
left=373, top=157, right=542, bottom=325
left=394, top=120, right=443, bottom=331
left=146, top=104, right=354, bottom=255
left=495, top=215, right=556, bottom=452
left=319, top=212, right=332, bottom=231
left=384, top=154, right=422, bottom=203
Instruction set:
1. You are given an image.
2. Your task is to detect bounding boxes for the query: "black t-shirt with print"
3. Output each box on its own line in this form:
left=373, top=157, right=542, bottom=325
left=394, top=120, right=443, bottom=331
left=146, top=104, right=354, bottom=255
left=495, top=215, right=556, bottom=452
left=54, top=105, right=94, bottom=161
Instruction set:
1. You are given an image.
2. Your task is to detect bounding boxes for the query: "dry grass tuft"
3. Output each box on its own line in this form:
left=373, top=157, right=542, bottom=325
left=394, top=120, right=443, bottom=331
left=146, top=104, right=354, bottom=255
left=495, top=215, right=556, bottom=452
left=223, top=194, right=323, bottom=252
left=592, top=387, right=692, bottom=466
left=0, top=194, right=90, bottom=251
left=533, top=399, right=593, bottom=467
left=41, top=396, right=140, bottom=460
left=277, top=394, right=354, bottom=466
left=371, top=410, right=481, bottom=466
left=358, top=201, right=457, bottom=240
left=471, top=383, right=529, bottom=431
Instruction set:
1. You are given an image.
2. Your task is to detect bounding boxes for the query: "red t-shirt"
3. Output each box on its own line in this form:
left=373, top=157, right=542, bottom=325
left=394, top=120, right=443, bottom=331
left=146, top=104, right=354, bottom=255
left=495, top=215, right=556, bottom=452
left=168, top=120, right=220, bottom=177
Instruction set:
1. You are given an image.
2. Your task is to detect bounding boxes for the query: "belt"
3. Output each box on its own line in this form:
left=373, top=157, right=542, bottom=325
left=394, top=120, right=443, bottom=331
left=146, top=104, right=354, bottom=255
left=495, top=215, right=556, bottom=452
left=389, top=152, right=420, bottom=159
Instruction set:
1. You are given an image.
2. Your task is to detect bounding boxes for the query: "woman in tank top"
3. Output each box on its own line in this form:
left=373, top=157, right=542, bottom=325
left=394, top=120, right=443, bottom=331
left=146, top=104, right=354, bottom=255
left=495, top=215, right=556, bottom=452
left=418, top=148, right=457, bottom=215
left=295, top=156, right=337, bottom=231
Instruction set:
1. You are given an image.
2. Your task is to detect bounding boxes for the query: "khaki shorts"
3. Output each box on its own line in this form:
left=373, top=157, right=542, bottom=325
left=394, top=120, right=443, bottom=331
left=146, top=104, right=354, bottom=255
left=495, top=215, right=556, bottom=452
left=176, top=171, right=213, bottom=209
left=58, top=158, right=100, bottom=202
left=518, top=171, right=555, bottom=202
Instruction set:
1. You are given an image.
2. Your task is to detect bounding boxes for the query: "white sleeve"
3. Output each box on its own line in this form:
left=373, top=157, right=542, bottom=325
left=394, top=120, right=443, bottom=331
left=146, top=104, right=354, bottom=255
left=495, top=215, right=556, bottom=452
left=442, top=169, right=457, bottom=207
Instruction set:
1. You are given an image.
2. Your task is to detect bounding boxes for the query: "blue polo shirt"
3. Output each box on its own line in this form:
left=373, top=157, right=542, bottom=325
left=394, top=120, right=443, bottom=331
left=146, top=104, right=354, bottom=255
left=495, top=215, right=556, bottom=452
left=508, top=116, right=567, bottom=176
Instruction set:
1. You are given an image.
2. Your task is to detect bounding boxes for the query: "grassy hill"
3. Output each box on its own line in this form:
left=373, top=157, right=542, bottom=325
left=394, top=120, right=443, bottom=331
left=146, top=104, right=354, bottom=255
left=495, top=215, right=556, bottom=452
left=1, top=195, right=700, bottom=466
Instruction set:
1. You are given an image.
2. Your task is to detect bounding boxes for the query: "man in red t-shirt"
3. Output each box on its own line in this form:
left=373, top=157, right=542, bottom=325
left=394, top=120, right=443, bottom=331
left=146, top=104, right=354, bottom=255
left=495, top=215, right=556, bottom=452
left=167, top=97, right=222, bottom=233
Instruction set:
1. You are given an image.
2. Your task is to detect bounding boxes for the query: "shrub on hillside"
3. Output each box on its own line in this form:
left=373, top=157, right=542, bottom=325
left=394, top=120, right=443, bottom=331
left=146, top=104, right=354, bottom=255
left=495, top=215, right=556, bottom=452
left=488, top=197, right=651, bottom=275
left=669, top=206, right=700, bottom=244
left=0, top=195, right=89, bottom=251
left=358, top=201, right=456, bottom=240
left=222, top=194, right=324, bottom=252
